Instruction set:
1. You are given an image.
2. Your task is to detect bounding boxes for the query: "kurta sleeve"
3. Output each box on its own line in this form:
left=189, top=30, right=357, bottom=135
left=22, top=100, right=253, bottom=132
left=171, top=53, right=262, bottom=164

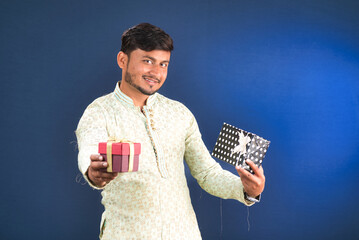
left=75, top=100, right=109, bottom=190
left=184, top=111, right=254, bottom=206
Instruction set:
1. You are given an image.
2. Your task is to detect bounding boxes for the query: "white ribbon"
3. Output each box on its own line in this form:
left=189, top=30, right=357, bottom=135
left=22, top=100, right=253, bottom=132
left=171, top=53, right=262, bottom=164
left=231, top=131, right=251, bottom=157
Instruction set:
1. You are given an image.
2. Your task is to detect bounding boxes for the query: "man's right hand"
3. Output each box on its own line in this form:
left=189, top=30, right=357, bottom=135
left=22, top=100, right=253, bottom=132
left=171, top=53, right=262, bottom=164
left=87, top=154, right=119, bottom=188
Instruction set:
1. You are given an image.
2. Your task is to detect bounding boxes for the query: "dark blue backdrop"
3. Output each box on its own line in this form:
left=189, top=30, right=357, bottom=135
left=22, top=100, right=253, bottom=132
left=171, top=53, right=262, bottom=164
left=1, top=0, right=358, bottom=239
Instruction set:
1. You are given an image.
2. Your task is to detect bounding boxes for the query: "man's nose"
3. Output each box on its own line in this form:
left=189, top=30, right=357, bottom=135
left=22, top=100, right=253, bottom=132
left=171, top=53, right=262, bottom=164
left=149, top=64, right=161, bottom=76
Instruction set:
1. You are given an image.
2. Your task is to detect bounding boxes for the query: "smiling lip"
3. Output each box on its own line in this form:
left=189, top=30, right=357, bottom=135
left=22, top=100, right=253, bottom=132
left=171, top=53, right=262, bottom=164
left=143, top=76, right=160, bottom=86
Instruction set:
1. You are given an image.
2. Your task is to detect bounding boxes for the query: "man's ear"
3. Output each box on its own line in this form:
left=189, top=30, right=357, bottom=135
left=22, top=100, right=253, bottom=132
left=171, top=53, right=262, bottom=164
left=117, top=51, right=128, bottom=69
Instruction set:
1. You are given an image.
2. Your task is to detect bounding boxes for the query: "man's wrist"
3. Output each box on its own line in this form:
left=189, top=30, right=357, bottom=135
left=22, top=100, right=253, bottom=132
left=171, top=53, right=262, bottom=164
left=244, top=191, right=261, bottom=203
left=86, top=168, right=99, bottom=187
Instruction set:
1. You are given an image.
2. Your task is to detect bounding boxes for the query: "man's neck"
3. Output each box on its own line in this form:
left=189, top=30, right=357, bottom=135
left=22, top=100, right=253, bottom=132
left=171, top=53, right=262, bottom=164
left=119, top=81, right=149, bottom=108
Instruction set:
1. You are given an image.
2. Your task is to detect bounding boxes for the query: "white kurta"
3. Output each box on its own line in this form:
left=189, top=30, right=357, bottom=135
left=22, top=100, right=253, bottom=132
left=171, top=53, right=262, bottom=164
left=75, top=82, right=253, bottom=240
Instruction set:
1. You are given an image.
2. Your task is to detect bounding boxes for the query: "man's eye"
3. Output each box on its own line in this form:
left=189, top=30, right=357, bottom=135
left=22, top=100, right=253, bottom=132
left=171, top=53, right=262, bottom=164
left=144, top=59, right=153, bottom=64
left=160, top=63, right=168, bottom=68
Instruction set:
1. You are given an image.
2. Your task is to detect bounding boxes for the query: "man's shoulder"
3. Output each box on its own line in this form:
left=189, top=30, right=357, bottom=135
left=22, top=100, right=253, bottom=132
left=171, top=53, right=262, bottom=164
left=87, top=92, right=115, bottom=109
left=156, top=93, right=189, bottom=110
left=155, top=93, right=196, bottom=121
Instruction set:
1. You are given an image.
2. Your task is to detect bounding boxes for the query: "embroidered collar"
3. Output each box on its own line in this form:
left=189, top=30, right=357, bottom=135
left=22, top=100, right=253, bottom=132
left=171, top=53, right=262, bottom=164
left=114, top=82, right=158, bottom=108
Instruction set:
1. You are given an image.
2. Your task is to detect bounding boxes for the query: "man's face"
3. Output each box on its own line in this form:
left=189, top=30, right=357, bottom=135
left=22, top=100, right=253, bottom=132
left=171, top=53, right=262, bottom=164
left=121, top=49, right=171, bottom=96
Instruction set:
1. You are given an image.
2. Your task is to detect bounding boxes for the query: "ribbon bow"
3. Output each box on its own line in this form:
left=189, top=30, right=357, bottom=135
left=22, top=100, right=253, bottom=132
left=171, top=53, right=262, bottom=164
left=231, top=131, right=251, bottom=157
left=106, top=137, right=135, bottom=172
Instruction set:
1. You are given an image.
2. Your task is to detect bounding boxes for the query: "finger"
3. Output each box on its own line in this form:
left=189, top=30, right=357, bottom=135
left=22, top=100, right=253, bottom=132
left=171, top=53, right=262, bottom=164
left=245, top=160, right=261, bottom=176
left=246, top=160, right=265, bottom=180
left=90, top=154, right=104, bottom=161
left=259, top=165, right=264, bottom=175
left=236, top=165, right=254, bottom=181
left=91, top=160, right=108, bottom=170
left=91, top=170, right=118, bottom=179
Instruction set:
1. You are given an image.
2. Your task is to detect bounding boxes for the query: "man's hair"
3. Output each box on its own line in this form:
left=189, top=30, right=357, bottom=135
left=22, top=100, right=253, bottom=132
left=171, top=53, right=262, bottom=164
left=120, top=23, right=174, bottom=55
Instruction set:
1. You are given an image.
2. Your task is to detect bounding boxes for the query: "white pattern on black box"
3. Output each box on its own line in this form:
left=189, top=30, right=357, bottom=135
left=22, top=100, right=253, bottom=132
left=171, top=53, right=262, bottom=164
left=211, top=122, right=270, bottom=174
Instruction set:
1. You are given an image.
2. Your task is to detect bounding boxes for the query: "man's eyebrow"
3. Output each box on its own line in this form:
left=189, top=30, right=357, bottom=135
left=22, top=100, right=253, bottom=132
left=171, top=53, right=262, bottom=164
left=143, top=55, right=169, bottom=63
left=143, top=55, right=156, bottom=61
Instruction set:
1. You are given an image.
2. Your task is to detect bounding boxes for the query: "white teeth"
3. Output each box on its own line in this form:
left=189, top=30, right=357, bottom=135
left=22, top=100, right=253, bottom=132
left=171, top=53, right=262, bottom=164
left=145, top=78, right=155, bottom=83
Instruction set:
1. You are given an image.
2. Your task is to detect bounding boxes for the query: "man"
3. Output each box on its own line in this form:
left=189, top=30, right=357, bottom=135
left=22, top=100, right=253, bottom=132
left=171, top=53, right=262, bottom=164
left=76, top=23, right=265, bottom=240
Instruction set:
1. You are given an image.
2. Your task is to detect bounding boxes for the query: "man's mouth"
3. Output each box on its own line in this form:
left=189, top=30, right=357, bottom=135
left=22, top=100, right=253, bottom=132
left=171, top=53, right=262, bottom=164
left=143, top=76, right=160, bottom=85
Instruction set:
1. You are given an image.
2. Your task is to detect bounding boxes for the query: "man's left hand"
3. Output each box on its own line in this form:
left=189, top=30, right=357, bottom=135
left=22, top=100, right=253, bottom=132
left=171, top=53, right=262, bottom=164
left=236, top=160, right=265, bottom=198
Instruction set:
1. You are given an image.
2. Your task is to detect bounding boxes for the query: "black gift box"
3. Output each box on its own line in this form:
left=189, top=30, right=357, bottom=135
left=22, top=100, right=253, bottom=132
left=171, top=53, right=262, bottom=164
left=211, top=123, right=270, bottom=173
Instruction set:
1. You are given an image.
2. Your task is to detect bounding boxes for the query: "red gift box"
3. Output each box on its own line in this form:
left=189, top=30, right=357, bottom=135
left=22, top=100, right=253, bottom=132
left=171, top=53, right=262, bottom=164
left=98, top=141, right=141, bottom=172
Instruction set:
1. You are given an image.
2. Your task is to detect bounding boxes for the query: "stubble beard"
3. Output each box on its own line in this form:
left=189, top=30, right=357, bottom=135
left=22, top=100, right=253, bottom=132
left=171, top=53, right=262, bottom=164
left=124, top=71, right=158, bottom=96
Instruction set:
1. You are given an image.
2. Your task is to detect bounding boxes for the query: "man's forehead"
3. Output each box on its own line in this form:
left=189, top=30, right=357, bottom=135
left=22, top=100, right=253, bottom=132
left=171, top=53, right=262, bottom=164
left=131, top=49, right=171, bottom=61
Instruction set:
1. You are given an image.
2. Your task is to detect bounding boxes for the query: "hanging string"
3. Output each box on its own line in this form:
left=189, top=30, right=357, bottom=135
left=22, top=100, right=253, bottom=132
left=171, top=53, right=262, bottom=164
left=247, top=206, right=251, bottom=232
left=219, top=200, right=252, bottom=239
left=220, top=198, right=223, bottom=240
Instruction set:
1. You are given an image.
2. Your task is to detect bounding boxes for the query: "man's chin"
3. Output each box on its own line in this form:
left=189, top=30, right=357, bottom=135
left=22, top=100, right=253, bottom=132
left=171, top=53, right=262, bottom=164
left=137, top=86, right=158, bottom=96
left=127, top=81, right=158, bottom=96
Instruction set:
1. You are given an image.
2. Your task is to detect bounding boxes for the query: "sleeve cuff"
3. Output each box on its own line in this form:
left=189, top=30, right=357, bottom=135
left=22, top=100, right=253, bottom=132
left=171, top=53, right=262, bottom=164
left=83, top=168, right=105, bottom=190
left=244, top=191, right=261, bottom=203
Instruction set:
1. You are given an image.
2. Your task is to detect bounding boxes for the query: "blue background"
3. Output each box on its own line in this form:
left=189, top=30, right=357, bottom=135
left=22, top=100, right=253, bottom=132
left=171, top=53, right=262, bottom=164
left=1, top=0, right=358, bottom=239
